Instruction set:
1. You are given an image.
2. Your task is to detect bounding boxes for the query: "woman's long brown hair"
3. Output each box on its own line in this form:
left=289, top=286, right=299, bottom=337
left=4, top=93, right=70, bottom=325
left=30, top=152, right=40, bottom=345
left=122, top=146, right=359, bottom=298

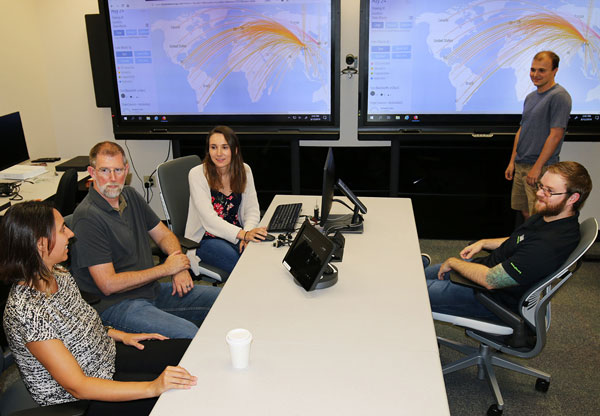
left=202, top=125, right=247, bottom=194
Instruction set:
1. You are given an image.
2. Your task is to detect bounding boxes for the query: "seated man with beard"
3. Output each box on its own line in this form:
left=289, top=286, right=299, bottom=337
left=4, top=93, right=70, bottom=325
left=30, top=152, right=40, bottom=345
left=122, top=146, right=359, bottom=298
left=424, top=161, right=592, bottom=317
left=70, top=142, right=220, bottom=339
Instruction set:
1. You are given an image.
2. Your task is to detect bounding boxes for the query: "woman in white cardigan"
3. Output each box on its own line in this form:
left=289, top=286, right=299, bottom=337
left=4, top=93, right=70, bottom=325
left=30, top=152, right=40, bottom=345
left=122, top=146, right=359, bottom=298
left=185, top=126, right=267, bottom=273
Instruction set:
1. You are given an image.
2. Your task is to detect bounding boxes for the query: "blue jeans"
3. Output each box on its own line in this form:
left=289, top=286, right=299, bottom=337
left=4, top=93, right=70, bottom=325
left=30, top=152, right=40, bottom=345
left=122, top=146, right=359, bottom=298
left=196, top=237, right=241, bottom=274
left=425, top=263, right=496, bottom=319
left=100, top=282, right=220, bottom=338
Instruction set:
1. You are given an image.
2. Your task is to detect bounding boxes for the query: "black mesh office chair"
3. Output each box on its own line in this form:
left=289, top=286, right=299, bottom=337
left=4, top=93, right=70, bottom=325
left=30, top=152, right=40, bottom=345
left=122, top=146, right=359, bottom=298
left=433, top=217, right=598, bottom=416
left=53, top=169, right=78, bottom=217
left=156, top=155, right=229, bottom=284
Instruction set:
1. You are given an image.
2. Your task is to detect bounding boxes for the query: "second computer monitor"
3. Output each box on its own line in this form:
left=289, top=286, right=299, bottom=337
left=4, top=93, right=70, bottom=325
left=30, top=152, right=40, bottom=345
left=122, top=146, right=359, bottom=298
left=319, top=147, right=336, bottom=227
left=0, top=112, right=30, bottom=171
left=319, top=148, right=367, bottom=234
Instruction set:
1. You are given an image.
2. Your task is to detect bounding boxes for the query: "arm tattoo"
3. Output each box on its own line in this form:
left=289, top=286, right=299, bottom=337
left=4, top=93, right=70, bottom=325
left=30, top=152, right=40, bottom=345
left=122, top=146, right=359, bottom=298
left=485, top=264, right=518, bottom=289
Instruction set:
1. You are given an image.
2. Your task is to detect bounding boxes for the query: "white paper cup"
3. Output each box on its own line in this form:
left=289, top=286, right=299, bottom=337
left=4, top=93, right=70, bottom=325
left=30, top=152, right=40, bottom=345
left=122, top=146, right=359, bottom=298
left=226, top=328, right=253, bottom=369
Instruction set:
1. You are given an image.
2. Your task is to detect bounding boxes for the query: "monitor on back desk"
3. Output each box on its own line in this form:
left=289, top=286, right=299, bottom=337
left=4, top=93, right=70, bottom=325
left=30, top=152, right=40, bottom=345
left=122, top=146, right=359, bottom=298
left=55, top=156, right=90, bottom=172
left=0, top=112, right=30, bottom=171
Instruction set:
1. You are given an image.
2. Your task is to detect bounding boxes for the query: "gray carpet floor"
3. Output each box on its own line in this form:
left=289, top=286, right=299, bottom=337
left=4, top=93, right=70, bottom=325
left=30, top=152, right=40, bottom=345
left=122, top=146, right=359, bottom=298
left=420, top=239, right=600, bottom=416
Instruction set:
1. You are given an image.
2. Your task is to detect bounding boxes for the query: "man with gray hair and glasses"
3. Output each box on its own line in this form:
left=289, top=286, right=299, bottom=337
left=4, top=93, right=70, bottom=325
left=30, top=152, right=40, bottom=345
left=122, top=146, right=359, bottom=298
left=71, top=141, right=220, bottom=338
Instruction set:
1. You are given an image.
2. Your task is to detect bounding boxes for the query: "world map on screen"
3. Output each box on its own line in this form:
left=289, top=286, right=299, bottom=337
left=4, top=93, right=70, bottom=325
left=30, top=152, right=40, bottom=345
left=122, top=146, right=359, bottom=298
left=149, top=5, right=331, bottom=114
left=368, top=0, right=600, bottom=115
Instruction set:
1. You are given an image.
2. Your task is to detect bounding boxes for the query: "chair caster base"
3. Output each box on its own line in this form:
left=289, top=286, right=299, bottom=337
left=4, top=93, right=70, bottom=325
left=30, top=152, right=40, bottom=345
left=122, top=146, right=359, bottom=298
left=487, top=403, right=503, bottom=416
left=535, top=378, right=550, bottom=392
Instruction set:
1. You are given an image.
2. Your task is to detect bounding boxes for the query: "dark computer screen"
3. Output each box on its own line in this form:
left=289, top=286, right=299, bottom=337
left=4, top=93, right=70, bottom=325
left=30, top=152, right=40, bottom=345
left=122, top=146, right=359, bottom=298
left=319, top=147, right=335, bottom=226
left=282, top=219, right=336, bottom=291
left=0, top=112, right=29, bottom=171
left=318, top=148, right=368, bottom=234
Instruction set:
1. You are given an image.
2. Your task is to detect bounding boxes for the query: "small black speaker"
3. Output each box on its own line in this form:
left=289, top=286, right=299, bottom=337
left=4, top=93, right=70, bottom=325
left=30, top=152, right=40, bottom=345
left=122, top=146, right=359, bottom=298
left=85, top=14, right=115, bottom=109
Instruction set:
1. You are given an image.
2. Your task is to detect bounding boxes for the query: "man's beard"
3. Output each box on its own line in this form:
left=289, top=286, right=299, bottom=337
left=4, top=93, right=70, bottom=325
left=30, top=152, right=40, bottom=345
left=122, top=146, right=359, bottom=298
left=534, top=195, right=568, bottom=217
left=98, top=182, right=124, bottom=199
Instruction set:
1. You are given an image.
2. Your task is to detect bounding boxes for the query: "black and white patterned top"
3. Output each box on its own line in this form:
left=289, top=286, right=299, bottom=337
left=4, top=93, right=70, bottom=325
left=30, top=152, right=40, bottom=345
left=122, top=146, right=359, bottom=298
left=3, top=266, right=116, bottom=405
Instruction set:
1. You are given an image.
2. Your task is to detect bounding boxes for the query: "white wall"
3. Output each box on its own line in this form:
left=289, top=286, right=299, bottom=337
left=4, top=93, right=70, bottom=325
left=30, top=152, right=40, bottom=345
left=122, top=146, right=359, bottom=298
left=1, top=0, right=173, bottom=215
left=2, top=0, right=599, bottom=222
left=1, top=1, right=56, bottom=157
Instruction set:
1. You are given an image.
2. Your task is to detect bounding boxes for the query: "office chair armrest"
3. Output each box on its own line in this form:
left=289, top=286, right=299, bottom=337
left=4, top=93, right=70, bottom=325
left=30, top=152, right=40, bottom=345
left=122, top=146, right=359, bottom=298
left=197, top=262, right=229, bottom=283
left=11, top=400, right=89, bottom=416
left=151, top=236, right=198, bottom=256
left=451, top=272, right=529, bottom=346
left=178, top=237, right=199, bottom=251
left=475, top=292, right=529, bottom=348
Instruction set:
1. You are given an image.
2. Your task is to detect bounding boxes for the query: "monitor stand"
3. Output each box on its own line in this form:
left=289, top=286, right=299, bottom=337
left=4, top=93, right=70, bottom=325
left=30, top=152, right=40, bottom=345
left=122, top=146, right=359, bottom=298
left=323, top=213, right=364, bottom=234
left=294, top=263, right=338, bottom=291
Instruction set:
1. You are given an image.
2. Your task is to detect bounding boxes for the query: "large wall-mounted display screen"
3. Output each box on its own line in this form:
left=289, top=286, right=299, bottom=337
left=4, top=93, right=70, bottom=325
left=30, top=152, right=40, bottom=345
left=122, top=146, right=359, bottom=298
left=359, top=0, right=600, bottom=135
left=102, top=0, right=339, bottom=137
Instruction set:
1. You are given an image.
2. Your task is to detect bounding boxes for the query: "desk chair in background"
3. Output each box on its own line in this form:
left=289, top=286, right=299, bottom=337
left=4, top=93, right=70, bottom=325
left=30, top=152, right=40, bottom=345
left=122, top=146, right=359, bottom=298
left=433, top=217, right=598, bottom=416
left=53, top=169, right=78, bottom=217
left=156, top=155, right=229, bottom=285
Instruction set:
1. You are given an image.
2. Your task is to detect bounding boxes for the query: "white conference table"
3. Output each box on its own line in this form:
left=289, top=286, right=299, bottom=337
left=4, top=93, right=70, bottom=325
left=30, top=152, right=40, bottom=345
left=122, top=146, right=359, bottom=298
left=0, top=161, right=89, bottom=215
left=151, top=195, right=449, bottom=415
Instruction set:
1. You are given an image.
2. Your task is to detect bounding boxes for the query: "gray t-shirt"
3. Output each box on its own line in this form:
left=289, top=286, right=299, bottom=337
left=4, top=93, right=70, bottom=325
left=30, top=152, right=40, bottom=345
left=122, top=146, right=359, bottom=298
left=71, top=186, right=161, bottom=313
left=516, top=84, right=572, bottom=165
left=3, top=267, right=116, bottom=406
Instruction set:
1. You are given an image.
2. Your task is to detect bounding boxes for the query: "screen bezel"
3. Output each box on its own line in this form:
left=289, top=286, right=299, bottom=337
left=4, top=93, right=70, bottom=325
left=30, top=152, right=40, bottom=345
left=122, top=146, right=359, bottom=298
left=357, top=0, right=600, bottom=137
left=100, top=0, right=341, bottom=138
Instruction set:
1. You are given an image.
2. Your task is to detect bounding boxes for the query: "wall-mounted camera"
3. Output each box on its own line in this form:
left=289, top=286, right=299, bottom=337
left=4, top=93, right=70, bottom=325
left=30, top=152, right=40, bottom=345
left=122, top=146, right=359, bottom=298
left=341, top=54, right=358, bottom=78
left=345, top=54, right=357, bottom=66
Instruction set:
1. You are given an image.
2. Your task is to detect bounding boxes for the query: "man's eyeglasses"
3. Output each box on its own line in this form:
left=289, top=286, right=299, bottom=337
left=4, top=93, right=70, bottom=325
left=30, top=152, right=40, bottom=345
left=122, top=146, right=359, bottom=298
left=535, top=182, right=571, bottom=197
left=95, top=167, right=126, bottom=177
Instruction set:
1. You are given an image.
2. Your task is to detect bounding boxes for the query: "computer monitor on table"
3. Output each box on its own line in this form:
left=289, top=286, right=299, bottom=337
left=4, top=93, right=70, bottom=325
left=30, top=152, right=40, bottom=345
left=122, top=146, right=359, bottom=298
left=283, top=219, right=338, bottom=291
left=320, top=147, right=336, bottom=228
left=319, top=148, right=367, bottom=234
left=0, top=112, right=30, bottom=171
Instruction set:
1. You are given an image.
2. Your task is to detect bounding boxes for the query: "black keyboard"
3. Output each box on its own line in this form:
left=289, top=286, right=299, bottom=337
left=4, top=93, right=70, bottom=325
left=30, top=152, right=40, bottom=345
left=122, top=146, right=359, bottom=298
left=267, top=203, right=302, bottom=232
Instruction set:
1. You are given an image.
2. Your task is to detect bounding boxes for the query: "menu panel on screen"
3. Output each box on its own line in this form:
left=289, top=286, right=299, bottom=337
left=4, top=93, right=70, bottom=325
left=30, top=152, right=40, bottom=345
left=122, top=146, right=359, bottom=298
left=359, top=0, right=600, bottom=135
left=103, top=0, right=339, bottom=136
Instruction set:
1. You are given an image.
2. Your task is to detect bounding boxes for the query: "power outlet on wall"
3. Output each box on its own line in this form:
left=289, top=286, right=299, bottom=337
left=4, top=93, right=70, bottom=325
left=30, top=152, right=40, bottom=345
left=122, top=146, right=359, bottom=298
left=143, top=175, right=155, bottom=188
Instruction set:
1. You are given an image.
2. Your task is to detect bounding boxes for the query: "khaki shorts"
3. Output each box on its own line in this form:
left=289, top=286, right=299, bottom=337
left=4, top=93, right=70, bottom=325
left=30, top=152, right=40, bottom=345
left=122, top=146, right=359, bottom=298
left=511, top=163, right=548, bottom=214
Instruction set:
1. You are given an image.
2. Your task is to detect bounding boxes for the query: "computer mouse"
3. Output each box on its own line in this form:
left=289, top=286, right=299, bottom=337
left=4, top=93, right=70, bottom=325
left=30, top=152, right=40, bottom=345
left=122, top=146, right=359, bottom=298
left=264, top=233, right=276, bottom=242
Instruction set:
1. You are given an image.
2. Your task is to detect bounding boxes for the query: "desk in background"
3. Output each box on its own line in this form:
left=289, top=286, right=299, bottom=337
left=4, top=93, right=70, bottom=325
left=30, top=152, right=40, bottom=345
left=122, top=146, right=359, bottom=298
left=0, top=161, right=89, bottom=215
left=151, top=195, right=449, bottom=415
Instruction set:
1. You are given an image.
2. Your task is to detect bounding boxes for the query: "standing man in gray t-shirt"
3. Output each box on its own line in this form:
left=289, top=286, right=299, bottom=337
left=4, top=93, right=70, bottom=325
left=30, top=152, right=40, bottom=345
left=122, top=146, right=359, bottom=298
left=505, top=51, right=572, bottom=220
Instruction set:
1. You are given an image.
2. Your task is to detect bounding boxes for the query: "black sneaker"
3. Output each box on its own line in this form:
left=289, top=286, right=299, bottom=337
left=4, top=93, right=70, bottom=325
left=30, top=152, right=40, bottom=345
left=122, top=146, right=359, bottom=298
left=421, top=253, right=432, bottom=268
